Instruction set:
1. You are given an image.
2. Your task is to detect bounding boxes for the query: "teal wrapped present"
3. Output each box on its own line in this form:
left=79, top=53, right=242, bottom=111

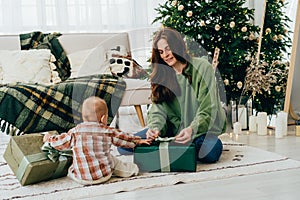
left=3, top=134, right=72, bottom=186
left=134, top=137, right=196, bottom=172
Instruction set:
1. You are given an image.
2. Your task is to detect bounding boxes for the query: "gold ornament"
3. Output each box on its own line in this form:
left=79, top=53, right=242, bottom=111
left=171, top=1, right=177, bottom=6
left=249, top=33, right=255, bottom=40
left=241, top=26, right=247, bottom=32
left=224, top=79, right=229, bottom=86
left=230, top=21, right=235, bottom=28
left=187, top=11, right=193, bottom=17
left=237, top=81, right=243, bottom=89
left=275, top=86, right=281, bottom=92
left=200, top=20, right=206, bottom=26
left=178, top=5, right=184, bottom=11
left=215, top=24, right=221, bottom=31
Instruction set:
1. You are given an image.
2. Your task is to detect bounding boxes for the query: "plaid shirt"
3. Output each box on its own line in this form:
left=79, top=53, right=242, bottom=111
left=47, top=122, right=141, bottom=181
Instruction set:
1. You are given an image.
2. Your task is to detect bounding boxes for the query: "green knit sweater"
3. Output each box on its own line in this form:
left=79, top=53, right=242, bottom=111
left=147, top=57, right=226, bottom=140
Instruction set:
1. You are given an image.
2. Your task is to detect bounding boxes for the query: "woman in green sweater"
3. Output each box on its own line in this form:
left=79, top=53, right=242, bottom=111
left=119, top=27, right=226, bottom=163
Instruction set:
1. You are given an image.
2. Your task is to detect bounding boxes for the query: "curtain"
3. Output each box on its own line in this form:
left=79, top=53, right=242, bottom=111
left=0, top=0, right=164, bottom=34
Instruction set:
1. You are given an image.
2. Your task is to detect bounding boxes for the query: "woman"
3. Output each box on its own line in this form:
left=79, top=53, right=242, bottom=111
left=119, top=27, right=226, bottom=163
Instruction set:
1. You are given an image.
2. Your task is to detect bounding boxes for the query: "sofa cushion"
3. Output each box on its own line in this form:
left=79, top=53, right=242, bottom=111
left=120, top=78, right=152, bottom=106
left=0, top=49, right=53, bottom=84
left=68, top=46, right=108, bottom=78
left=107, top=45, right=149, bottom=79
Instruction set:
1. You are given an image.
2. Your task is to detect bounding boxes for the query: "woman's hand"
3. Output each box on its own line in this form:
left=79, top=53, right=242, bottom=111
left=146, top=129, right=160, bottom=140
left=175, top=126, right=193, bottom=144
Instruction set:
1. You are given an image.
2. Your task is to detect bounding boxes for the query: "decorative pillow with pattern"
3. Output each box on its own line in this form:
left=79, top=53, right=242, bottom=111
left=107, top=45, right=148, bottom=79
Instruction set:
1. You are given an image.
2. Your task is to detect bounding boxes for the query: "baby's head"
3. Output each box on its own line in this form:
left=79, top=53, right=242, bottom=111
left=82, top=96, right=108, bottom=124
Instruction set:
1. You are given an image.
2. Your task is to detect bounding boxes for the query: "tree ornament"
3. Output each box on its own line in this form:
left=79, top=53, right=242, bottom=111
left=200, top=20, right=206, bottom=27
left=265, top=28, right=272, bottom=34
left=249, top=33, right=255, bottom=40
left=237, top=81, right=243, bottom=89
left=224, top=79, right=229, bottom=86
left=178, top=5, right=184, bottom=11
left=215, top=24, right=221, bottom=31
left=230, top=21, right=235, bottom=28
left=171, top=1, right=177, bottom=7
left=187, top=11, right=193, bottom=17
left=241, top=26, right=247, bottom=32
left=275, top=85, right=281, bottom=92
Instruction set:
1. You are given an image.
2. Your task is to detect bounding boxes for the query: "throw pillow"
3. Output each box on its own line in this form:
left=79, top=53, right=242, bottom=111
left=108, top=55, right=148, bottom=79
left=0, top=49, right=52, bottom=84
left=67, top=45, right=107, bottom=78
left=107, top=45, right=149, bottom=79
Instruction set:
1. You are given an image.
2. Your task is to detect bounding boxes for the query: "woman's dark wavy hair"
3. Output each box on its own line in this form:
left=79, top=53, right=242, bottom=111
left=150, top=27, right=191, bottom=104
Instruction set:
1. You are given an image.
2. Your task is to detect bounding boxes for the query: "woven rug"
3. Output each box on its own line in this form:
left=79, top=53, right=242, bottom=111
left=1, top=133, right=300, bottom=200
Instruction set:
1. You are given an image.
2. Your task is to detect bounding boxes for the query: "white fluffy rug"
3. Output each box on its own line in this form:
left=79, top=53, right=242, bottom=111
left=1, top=133, right=300, bottom=200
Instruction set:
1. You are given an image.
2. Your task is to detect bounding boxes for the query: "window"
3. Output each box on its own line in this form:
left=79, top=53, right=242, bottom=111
left=0, top=0, right=164, bottom=34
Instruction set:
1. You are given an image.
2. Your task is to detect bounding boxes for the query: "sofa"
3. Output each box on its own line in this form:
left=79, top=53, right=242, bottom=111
left=0, top=31, right=152, bottom=135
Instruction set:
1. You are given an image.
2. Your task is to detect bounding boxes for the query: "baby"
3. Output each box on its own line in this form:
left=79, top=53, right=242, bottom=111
left=44, top=96, right=151, bottom=185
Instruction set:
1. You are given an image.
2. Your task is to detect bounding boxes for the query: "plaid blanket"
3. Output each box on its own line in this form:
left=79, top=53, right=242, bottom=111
left=0, top=74, right=126, bottom=136
left=19, top=31, right=71, bottom=81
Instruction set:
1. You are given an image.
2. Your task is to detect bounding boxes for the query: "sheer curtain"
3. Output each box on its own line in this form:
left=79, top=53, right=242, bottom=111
left=0, top=0, right=164, bottom=34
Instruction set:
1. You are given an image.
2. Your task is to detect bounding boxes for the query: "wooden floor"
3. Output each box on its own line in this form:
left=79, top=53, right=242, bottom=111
left=102, top=110, right=300, bottom=200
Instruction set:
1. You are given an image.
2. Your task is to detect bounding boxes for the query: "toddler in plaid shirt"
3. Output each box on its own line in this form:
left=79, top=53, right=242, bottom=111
left=44, top=96, right=151, bottom=185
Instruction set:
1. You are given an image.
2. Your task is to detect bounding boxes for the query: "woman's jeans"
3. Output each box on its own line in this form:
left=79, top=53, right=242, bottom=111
left=117, top=128, right=223, bottom=163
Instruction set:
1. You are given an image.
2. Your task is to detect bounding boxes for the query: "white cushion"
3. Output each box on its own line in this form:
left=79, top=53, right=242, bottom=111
left=68, top=46, right=109, bottom=78
left=68, top=49, right=92, bottom=78
left=0, top=49, right=52, bottom=84
left=120, top=78, right=152, bottom=106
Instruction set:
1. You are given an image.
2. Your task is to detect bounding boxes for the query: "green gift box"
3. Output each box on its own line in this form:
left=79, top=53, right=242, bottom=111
left=3, top=134, right=72, bottom=186
left=134, top=137, right=196, bottom=172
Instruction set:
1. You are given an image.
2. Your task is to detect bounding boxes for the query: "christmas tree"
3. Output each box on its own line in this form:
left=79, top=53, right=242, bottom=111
left=243, top=0, right=291, bottom=114
left=152, top=0, right=292, bottom=115
left=152, top=0, right=260, bottom=104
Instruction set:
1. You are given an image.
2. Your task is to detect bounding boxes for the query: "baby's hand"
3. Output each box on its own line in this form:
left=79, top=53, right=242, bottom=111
left=136, top=139, right=152, bottom=145
left=43, top=133, right=51, bottom=142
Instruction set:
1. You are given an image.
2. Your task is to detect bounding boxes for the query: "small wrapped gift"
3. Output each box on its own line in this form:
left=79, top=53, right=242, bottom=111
left=3, top=133, right=72, bottom=186
left=134, top=137, right=196, bottom=172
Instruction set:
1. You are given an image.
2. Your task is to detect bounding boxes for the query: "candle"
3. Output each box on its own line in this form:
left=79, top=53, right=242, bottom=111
left=233, top=122, right=242, bottom=135
left=296, top=126, right=300, bottom=136
left=238, top=106, right=247, bottom=129
left=249, top=115, right=257, bottom=132
left=275, top=115, right=283, bottom=139
left=277, top=111, right=288, bottom=136
left=257, top=112, right=267, bottom=136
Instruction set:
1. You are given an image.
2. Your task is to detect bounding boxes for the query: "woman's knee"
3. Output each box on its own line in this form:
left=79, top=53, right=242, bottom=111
left=194, top=134, right=223, bottom=163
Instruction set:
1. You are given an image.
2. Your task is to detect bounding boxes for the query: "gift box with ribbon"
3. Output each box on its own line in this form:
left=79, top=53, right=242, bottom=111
left=133, top=137, right=196, bottom=172
left=3, top=133, right=72, bottom=186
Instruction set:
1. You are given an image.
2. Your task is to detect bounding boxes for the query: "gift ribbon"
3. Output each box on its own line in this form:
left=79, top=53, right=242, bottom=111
left=16, top=152, right=49, bottom=182
left=41, top=142, right=73, bottom=162
left=15, top=143, right=73, bottom=183
left=155, top=137, right=175, bottom=172
left=41, top=142, right=73, bottom=179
